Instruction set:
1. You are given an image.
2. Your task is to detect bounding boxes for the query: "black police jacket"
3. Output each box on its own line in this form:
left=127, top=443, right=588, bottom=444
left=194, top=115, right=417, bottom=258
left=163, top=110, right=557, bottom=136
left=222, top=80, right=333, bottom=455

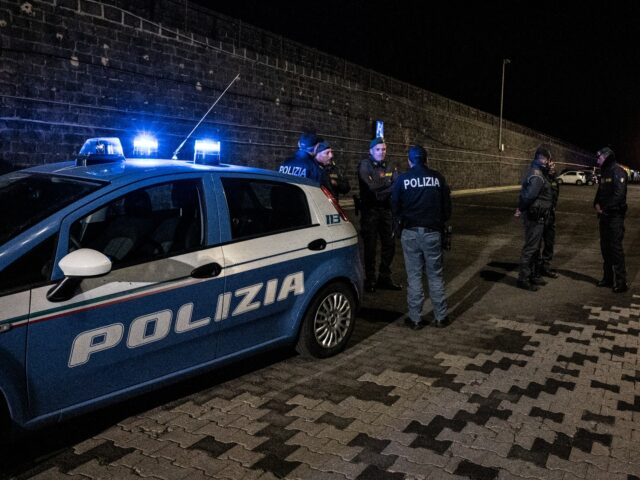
left=357, top=157, right=397, bottom=209
left=518, top=164, right=553, bottom=213
left=547, top=173, right=560, bottom=209
left=279, top=150, right=331, bottom=190
left=323, top=162, right=351, bottom=198
left=594, top=161, right=628, bottom=216
left=391, top=164, right=451, bottom=231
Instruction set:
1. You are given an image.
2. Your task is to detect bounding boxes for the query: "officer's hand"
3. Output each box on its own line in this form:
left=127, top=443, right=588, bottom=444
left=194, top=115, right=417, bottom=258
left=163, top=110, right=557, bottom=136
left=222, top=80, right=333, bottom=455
left=595, top=203, right=603, bottom=214
left=514, top=208, right=521, bottom=218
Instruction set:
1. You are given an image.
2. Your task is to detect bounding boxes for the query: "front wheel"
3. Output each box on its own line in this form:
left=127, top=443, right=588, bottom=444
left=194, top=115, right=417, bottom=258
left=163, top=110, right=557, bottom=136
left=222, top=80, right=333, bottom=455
left=296, top=282, right=356, bottom=358
left=556, top=179, right=563, bottom=184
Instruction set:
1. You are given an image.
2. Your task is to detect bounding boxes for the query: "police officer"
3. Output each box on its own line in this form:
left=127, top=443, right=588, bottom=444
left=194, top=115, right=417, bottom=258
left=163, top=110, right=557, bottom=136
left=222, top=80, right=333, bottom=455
left=358, top=137, right=401, bottom=292
left=278, top=132, right=330, bottom=190
left=517, top=146, right=554, bottom=291
left=536, top=159, right=560, bottom=279
left=392, top=145, right=451, bottom=329
left=314, top=140, right=351, bottom=199
left=594, top=147, right=628, bottom=293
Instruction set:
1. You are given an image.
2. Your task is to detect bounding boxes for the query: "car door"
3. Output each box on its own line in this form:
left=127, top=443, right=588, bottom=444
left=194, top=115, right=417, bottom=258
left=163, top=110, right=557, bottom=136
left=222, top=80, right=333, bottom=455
left=0, top=234, right=58, bottom=425
left=214, top=176, right=324, bottom=358
left=25, top=176, right=226, bottom=419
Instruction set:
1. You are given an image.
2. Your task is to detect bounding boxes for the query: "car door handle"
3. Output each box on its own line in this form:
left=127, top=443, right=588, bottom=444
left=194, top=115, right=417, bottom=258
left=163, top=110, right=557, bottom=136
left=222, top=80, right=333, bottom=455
left=191, top=262, right=222, bottom=278
left=307, top=238, right=327, bottom=251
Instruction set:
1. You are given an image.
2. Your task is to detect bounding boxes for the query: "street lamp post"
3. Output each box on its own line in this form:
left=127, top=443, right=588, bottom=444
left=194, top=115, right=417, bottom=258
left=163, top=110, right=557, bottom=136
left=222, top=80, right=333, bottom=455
left=498, top=58, right=511, bottom=151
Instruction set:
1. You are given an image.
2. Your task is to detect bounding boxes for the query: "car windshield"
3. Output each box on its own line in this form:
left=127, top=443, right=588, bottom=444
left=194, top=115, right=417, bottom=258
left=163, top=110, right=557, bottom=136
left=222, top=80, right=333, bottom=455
left=0, top=172, right=105, bottom=246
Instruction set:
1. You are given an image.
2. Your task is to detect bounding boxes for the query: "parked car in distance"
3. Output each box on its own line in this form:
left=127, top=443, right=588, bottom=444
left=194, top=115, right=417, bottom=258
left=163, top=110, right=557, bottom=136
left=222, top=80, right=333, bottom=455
left=556, top=170, right=591, bottom=185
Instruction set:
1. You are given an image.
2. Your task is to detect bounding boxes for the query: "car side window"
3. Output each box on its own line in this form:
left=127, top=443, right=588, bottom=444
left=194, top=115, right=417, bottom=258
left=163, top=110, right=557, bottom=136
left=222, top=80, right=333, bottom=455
left=221, top=178, right=311, bottom=239
left=0, top=234, right=57, bottom=295
left=69, top=179, right=203, bottom=269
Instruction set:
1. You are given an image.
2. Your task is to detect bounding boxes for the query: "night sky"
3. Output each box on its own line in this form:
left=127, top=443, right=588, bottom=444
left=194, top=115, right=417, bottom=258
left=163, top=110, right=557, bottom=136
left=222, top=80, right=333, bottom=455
left=205, top=1, right=640, bottom=168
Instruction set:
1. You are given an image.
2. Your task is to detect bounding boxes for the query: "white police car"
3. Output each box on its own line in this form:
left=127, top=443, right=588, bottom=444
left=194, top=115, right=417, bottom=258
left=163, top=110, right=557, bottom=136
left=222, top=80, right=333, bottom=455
left=0, top=138, right=362, bottom=434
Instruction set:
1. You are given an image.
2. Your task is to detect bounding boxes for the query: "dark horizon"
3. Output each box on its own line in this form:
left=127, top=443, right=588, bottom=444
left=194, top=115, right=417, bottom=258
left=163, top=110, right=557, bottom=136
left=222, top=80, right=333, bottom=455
left=205, top=1, right=640, bottom=169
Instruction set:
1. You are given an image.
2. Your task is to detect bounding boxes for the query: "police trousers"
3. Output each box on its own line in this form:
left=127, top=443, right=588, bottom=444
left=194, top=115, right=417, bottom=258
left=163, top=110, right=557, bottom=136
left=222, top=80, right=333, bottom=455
left=360, top=206, right=395, bottom=282
left=539, top=209, right=556, bottom=268
left=599, top=214, right=626, bottom=284
left=401, top=228, right=448, bottom=323
left=519, top=216, right=544, bottom=282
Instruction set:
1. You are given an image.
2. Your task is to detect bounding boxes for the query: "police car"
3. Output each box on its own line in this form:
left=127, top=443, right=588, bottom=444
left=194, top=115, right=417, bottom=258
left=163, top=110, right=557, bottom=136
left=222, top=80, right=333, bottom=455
left=0, top=137, right=362, bottom=435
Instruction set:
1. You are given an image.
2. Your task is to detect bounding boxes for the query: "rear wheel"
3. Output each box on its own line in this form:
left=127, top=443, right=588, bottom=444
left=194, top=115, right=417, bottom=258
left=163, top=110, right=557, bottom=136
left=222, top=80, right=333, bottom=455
left=576, top=180, right=583, bottom=185
left=296, top=282, right=356, bottom=358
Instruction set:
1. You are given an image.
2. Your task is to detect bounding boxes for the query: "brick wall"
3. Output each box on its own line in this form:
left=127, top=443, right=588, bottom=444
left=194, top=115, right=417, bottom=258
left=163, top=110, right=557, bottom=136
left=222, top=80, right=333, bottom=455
left=0, top=0, right=594, bottom=188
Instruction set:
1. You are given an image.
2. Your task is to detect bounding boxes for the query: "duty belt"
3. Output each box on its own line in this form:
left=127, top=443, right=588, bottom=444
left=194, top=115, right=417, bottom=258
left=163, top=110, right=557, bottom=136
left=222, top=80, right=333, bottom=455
left=406, top=226, right=439, bottom=233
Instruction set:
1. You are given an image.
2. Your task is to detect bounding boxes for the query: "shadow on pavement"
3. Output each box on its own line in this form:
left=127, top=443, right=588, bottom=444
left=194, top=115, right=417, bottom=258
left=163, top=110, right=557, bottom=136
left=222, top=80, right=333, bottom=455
left=0, top=347, right=295, bottom=477
left=556, top=269, right=598, bottom=285
left=358, top=307, right=403, bottom=323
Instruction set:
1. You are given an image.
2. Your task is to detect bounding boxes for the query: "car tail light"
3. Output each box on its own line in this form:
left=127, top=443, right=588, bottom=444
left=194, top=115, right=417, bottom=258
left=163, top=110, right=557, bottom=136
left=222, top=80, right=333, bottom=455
left=321, top=186, right=349, bottom=222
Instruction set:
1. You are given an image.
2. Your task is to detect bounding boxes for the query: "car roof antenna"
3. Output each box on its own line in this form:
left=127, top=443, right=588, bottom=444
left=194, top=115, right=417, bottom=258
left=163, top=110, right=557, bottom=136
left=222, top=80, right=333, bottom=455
left=171, top=73, right=240, bottom=160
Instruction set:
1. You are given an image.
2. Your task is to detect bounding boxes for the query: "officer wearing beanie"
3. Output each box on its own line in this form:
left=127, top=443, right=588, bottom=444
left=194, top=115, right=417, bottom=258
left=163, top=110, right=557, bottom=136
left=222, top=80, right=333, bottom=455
left=314, top=140, right=351, bottom=199
left=517, top=146, right=554, bottom=291
left=358, top=137, right=401, bottom=292
left=392, top=145, right=451, bottom=329
left=594, top=146, right=628, bottom=293
left=279, top=132, right=329, bottom=188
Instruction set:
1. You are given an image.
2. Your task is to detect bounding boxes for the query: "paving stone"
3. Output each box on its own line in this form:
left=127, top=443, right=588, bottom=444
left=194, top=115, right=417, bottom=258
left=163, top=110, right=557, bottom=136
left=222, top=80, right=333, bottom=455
left=157, top=426, right=206, bottom=448
left=155, top=442, right=229, bottom=475
left=287, top=446, right=333, bottom=470
left=286, top=431, right=332, bottom=452
left=219, top=444, right=264, bottom=467
left=215, top=460, right=265, bottom=480
left=68, top=460, right=142, bottom=480
left=194, top=423, right=266, bottom=450
left=124, top=454, right=192, bottom=480
left=287, top=463, right=349, bottom=480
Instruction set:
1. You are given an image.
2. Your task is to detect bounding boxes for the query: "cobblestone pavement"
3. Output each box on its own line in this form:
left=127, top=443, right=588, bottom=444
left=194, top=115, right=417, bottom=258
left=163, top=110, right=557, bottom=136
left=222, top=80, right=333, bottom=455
left=3, top=186, right=640, bottom=480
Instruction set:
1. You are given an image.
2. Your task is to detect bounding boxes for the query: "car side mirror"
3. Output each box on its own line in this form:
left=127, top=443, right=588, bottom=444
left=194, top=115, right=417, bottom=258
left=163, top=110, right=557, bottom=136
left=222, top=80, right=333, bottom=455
left=47, top=249, right=112, bottom=302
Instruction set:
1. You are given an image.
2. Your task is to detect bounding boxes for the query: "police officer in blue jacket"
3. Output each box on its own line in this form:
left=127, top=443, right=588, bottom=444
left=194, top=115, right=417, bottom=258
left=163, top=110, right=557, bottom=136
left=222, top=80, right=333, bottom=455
left=517, top=146, right=554, bottom=291
left=594, top=146, right=628, bottom=293
left=279, top=132, right=330, bottom=190
left=392, top=145, right=451, bottom=330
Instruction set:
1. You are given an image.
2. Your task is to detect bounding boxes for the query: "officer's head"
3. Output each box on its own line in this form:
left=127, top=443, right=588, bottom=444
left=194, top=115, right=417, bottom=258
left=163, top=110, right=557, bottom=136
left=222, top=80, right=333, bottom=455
left=369, top=137, right=387, bottom=162
left=315, top=140, right=333, bottom=166
left=533, top=146, right=551, bottom=171
left=596, top=146, right=615, bottom=168
left=298, top=132, right=320, bottom=155
left=408, top=145, right=427, bottom=167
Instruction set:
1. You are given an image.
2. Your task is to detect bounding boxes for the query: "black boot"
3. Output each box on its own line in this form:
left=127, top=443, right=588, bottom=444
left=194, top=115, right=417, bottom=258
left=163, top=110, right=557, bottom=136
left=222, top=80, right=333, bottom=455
left=530, top=276, right=547, bottom=286
left=376, top=277, right=402, bottom=291
left=364, top=279, right=376, bottom=292
left=613, top=283, right=628, bottom=293
left=517, top=280, right=538, bottom=291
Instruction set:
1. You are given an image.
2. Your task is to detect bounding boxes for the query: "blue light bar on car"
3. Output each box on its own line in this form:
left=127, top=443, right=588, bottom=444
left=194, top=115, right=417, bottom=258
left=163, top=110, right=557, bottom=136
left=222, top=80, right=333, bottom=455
left=76, top=137, right=125, bottom=166
left=194, top=139, right=221, bottom=164
left=133, top=135, right=158, bottom=157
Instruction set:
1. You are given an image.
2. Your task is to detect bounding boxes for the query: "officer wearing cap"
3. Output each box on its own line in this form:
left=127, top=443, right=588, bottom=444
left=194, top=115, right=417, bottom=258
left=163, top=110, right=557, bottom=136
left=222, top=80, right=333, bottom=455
left=517, top=146, right=554, bottom=291
left=279, top=132, right=329, bottom=188
left=392, top=145, right=451, bottom=329
left=594, top=146, right=628, bottom=293
left=314, top=140, right=351, bottom=199
left=358, top=137, right=401, bottom=292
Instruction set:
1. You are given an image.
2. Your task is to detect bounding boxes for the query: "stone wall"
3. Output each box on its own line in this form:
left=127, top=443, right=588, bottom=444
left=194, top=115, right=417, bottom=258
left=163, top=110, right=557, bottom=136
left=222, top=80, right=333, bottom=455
left=0, top=0, right=594, bottom=188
